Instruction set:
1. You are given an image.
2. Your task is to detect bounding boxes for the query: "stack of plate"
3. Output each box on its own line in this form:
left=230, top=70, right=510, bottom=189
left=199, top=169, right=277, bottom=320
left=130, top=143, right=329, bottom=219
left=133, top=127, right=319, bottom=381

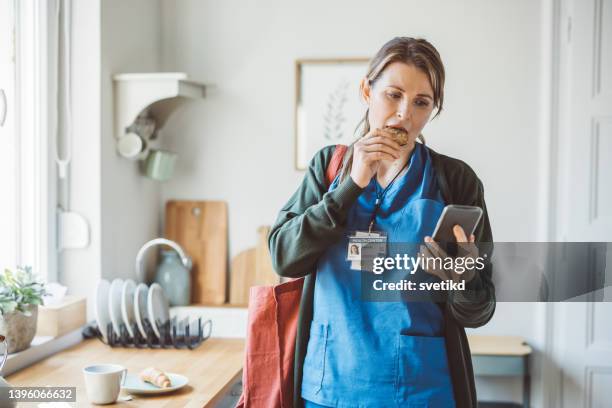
left=94, top=279, right=170, bottom=342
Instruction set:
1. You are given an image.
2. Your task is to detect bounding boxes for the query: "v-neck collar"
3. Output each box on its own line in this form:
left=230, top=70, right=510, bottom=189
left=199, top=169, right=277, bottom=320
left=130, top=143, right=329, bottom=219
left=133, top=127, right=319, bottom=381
left=372, top=143, right=421, bottom=195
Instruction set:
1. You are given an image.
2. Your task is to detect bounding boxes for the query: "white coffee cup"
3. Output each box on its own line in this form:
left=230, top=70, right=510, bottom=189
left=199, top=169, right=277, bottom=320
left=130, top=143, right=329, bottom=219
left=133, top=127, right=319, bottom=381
left=83, top=364, right=127, bottom=404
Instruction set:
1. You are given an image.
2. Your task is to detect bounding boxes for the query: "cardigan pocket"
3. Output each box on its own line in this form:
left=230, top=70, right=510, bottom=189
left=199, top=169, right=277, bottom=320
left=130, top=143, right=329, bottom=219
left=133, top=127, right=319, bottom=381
left=395, top=334, right=455, bottom=407
left=302, top=322, right=329, bottom=395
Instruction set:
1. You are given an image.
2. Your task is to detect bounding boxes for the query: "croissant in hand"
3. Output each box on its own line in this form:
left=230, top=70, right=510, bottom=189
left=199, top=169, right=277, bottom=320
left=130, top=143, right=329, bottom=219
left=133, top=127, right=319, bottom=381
left=139, top=367, right=172, bottom=388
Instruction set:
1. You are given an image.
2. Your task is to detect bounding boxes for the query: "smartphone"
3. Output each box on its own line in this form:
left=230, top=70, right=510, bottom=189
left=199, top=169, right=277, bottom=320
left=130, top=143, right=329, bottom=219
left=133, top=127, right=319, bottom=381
left=432, top=205, right=483, bottom=242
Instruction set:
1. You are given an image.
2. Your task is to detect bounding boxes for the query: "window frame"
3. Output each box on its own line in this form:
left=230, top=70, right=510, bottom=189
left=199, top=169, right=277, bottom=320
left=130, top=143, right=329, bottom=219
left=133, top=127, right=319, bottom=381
left=13, top=0, right=57, bottom=283
left=0, top=0, right=18, bottom=272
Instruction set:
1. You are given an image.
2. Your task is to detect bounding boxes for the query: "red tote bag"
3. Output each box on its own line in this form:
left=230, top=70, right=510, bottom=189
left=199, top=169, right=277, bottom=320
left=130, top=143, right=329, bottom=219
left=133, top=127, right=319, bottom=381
left=236, top=145, right=347, bottom=408
left=236, top=278, right=304, bottom=408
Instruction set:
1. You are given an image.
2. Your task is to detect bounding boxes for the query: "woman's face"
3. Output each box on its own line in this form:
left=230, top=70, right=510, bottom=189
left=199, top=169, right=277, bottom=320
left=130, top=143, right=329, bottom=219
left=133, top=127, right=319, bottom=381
left=361, top=62, right=435, bottom=145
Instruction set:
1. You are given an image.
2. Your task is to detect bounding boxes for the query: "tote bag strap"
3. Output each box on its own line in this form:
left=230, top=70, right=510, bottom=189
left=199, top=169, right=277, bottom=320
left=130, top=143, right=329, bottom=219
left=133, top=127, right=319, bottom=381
left=325, top=144, right=348, bottom=186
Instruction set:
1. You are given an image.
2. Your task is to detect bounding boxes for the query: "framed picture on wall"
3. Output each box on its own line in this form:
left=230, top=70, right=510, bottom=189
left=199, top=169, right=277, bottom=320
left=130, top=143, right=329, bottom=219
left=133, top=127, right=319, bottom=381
left=295, top=58, right=370, bottom=170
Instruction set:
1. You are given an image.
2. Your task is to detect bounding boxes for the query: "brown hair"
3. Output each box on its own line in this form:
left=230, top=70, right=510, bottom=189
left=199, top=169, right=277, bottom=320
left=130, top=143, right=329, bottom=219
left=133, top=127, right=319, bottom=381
left=339, top=37, right=445, bottom=182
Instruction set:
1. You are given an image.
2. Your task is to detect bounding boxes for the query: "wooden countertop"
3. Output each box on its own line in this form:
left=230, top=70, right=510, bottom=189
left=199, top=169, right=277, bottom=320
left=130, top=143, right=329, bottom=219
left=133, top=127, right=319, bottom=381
left=6, top=337, right=245, bottom=407
left=467, top=335, right=532, bottom=356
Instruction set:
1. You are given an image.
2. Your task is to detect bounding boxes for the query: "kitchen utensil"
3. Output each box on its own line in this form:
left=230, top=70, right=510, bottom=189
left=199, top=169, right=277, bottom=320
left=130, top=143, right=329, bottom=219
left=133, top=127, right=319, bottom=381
left=0, top=335, right=6, bottom=370
left=228, top=225, right=278, bottom=305
left=154, top=249, right=191, bottom=306
left=86, top=315, right=212, bottom=350
left=145, top=149, right=177, bottom=181
left=83, top=364, right=127, bottom=404
left=229, top=248, right=256, bottom=306
left=147, top=283, right=170, bottom=339
left=108, top=279, right=124, bottom=336
left=95, top=280, right=111, bottom=342
left=134, top=283, right=149, bottom=337
left=133, top=283, right=149, bottom=338
left=121, top=279, right=137, bottom=338
left=121, top=372, right=188, bottom=394
left=117, top=132, right=146, bottom=159
left=135, top=238, right=192, bottom=283
left=165, top=200, right=228, bottom=304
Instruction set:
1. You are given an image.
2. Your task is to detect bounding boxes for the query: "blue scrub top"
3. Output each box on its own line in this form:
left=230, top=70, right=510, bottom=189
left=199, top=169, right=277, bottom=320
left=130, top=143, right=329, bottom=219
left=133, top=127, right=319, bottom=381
left=301, top=143, right=456, bottom=408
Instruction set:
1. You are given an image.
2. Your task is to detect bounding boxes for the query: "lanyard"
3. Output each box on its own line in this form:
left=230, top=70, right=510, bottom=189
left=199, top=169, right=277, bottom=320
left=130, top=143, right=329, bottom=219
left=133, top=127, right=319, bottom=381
left=368, top=149, right=415, bottom=233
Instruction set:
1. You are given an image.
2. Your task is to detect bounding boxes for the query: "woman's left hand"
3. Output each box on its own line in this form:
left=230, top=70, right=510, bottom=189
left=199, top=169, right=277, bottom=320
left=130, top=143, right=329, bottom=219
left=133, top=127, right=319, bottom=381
left=420, top=225, right=479, bottom=283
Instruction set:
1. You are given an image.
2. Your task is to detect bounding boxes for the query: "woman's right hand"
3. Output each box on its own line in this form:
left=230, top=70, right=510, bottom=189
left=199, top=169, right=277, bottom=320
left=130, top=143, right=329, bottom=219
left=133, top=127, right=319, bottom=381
left=350, top=128, right=402, bottom=188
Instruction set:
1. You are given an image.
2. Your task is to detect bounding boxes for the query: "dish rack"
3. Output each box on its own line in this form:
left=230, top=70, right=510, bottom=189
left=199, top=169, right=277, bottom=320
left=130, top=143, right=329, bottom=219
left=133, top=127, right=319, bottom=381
left=83, top=316, right=212, bottom=349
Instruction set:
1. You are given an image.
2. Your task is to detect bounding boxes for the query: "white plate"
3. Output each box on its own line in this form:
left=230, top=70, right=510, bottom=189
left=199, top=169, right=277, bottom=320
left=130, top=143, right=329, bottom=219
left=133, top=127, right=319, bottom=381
left=94, top=279, right=111, bottom=342
left=121, top=279, right=137, bottom=338
left=134, top=283, right=149, bottom=339
left=133, top=283, right=149, bottom=338
left=147, top=283, right=170, bottom=339
left=121, top=372, right=188, bottom=394
left=108, top=278, right=124, bottom=337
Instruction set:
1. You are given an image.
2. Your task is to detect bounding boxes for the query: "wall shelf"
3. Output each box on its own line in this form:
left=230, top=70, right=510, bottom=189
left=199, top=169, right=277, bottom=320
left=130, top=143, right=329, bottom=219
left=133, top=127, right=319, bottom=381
left=113, top=72, right=206, bottom=160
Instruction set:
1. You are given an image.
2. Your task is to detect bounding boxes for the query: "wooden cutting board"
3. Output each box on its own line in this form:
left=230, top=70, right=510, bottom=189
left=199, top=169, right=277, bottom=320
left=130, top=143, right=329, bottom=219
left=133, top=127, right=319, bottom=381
left=165, top=200, right=228, bottom=304
left=229, top=248, right=256, bottom=306
left=228, top=225, right=279, bottom=306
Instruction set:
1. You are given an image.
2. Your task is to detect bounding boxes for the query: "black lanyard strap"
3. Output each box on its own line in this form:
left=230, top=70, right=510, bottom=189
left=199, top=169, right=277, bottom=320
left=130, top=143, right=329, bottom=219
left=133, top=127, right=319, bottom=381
left=368, top=149, right=415, bottom=232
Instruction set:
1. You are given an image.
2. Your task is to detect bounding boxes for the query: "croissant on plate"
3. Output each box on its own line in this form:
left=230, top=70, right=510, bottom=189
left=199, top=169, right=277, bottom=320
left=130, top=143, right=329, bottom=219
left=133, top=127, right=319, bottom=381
left=139, top=367, right=172, bottom=388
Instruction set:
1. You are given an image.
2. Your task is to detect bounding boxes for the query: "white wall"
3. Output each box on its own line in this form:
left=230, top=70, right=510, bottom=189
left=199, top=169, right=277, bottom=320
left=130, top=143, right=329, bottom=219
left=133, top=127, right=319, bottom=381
left=62, top=0, right=164, bottom=319
left=158, top=0, right=550, bottom=405
left=60, top=0, right=102, bottom=320
left=159, top=0, right=544, bottom=252
left=100, top=0, right=163, bottom=282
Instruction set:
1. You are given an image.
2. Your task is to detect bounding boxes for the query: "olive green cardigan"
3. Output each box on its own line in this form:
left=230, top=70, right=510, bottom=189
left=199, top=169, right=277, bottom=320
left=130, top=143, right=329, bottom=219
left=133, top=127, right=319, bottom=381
left=269, top=144, right=496, bottom=408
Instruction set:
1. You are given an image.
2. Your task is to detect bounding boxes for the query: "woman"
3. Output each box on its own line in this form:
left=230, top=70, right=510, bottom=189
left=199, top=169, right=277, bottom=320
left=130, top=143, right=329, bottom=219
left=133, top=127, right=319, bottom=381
left=269, top=37, right=495, bottom=408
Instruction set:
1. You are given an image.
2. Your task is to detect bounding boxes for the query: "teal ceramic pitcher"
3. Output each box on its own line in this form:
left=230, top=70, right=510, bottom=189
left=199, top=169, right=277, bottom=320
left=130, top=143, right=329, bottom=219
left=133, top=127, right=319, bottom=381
left=154, top=250, right=191, bottom=306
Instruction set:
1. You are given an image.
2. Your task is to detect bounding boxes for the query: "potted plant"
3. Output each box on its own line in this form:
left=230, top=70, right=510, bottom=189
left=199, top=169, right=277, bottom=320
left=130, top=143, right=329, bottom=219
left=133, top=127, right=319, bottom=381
left=0, top=266, right=46, bottom=353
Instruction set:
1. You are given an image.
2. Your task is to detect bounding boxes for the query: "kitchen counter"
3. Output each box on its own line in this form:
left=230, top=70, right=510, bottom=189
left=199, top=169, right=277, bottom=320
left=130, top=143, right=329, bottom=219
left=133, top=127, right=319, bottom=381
left=6, top=337, right=245, bottom=407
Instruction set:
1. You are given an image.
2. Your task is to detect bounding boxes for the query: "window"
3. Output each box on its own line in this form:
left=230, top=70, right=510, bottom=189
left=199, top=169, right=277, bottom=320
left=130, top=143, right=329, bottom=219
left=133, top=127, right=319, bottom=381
left=0, top=0, right=17, bottom=271
left=0, top=0, right=56, bottom=282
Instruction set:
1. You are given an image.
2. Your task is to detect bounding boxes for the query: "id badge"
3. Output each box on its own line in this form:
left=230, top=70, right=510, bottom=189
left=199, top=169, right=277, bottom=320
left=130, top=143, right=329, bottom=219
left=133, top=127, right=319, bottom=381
left=347, top=230, right=387, bottom=271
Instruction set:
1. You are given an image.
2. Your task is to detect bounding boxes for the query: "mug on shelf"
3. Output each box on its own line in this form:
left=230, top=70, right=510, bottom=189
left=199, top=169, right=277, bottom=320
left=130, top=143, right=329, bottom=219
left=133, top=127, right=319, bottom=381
left=144, top=149, right=177, bottom=181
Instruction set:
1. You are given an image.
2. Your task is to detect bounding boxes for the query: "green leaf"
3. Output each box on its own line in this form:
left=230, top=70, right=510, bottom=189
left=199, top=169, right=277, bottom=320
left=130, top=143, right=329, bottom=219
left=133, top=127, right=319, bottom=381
left=0, top=266, right=46, bottom=312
